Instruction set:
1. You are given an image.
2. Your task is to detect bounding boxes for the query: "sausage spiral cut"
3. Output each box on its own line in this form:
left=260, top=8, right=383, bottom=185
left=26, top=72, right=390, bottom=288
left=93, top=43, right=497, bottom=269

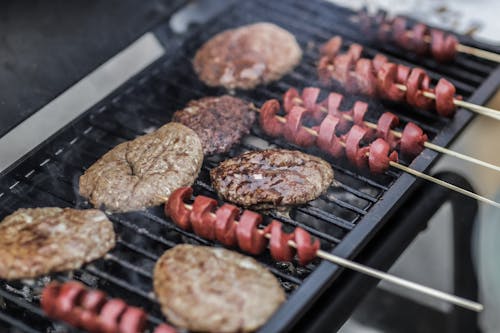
left=41, top=281, right=176, bottom=333
left=279, top=87, right=429, bottom=158
left=358, top=8, right=458, bottom=62
left=166, top=187, right=320, bottom=266
left=317, top=36, right=459, bottom=117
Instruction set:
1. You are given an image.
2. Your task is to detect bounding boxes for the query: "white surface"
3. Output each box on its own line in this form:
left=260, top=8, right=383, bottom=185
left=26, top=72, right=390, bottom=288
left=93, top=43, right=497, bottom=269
left=0, top=33, right=165, bottom=173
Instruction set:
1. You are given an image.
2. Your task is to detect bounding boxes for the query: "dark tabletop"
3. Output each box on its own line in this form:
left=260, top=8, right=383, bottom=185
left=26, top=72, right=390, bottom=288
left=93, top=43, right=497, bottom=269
left=0, top=0, right=185, bottom=138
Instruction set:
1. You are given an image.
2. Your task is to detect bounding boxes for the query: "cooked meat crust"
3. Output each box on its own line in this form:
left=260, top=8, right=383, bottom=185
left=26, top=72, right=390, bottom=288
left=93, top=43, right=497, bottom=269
left=79, top=122, right=203, bottom=212
left=0, top=207, right=115, bottom=280
left=193, top=22, right=302, bottom=90
left=172, top=95, right=255, bottom=155
left=154, top=245, right=285, bottom=333
left=210, top=149, right=334, bottom=210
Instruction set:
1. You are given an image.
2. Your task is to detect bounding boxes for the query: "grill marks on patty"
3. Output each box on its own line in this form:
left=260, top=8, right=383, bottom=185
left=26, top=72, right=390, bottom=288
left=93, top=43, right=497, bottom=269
left=79, top=122, right=203, bottom=212
left=172, top=95, right=256, bottom=155
left=0, top=207, right=115, bottom=280
left=210, top=149, right=334, bottom=210
left=193, top=22, right=302, bottom=90
left=154, top=245, right=285, bottom=333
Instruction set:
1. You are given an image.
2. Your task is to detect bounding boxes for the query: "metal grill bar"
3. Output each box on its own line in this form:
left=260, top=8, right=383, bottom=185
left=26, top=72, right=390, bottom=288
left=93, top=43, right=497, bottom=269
left=0, top=0, right=498, bottom=332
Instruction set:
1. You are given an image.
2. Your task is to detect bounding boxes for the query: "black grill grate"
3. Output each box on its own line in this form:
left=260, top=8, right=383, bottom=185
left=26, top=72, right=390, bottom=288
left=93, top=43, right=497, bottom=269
left=1, top=1, right=499, bottom=332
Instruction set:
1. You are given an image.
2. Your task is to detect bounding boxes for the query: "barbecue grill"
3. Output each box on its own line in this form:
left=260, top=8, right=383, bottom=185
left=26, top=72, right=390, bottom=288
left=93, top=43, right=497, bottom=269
left=1, top=0, right=499, bottom=332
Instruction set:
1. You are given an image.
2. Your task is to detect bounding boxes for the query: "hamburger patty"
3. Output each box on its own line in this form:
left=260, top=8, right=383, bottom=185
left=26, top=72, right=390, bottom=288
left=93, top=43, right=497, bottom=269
left=79, top=122, right=203, bottom=212
left=154, top=245, right=285, bottom=333
left=193, top=22, right=302, bottom=90
left=0, top=207, right=115, bottom=280
left=172, top=95, right=255, bottom=155
left=210, top=149, right=334, bottom=210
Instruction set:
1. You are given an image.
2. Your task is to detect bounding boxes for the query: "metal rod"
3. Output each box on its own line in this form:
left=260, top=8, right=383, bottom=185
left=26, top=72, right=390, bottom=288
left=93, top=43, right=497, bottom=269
left=310, top=243, right=484, bottom=312
left=395, top=84, right=500, bottom=120
left=181, top=203, right=483, bottom=312
left=389, top=161, right=500, bottom=208
left=292, top=98, right=500, bottom=172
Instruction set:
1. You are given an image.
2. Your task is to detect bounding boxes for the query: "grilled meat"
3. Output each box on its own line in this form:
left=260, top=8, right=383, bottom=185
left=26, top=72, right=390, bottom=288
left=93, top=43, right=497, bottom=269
left=172, top=95, right=255, bottom=155
left=79, top=122, right=203, bottom=212
left=0, top=207, right=115, bottom=280
left=193, top=22, right=302, bottom=90
left=154, top=244, right=285, bottom=333
left=210, top=149, right=334, bottom=210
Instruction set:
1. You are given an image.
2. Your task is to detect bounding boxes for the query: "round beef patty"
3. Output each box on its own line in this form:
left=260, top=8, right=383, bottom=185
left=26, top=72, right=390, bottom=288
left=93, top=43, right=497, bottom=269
left=154, top=245, right=285, bottom=333
left=172, top=95, right=255, bottom=155
left=193, top=22, right=302, bottom=90
left=0, top=207, right=115, bottom=280
left=210, top=149, right=334, bottom=210
left=79, top=122, right=203, bottom=212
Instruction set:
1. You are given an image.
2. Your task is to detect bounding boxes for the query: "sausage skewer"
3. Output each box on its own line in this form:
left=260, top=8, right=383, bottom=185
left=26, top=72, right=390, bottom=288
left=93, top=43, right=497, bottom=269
left=256, top=99, right=500, bottom=208
left=318, top=36, right=500, bottom=120
left=166, top=187, right=483, bottom=312
left=352, top=10, right=500, bottom=63
left=283, top=87, right=500, bottom=172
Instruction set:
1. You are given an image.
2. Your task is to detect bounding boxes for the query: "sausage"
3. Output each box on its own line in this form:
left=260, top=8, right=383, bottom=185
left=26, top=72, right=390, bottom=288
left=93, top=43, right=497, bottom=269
left=435, top=78, right=456, bottom=117
left=265, top=221, right=295, bottom=262
left=320, top=36, right=343, bottom=58
left=316, top=115, right=344, bottom=158
left=98, top=298, right=128, bottom=333
left=431, top=29, right=458, bottom=62
left=400, top=122, right=428, bottom=157
left=406, top=68, right=433, bottom=109
left=283, top=87, right=300, bottom=113
left=294, top=227, right=320, bottom=266
left=236, top=210, right=267, bottom=255
left=259, top=99, right=285, bottom=138
left=165, top=187, right=193, bottom=231
left=345, top=125, right=370, bottom=169
left=283, top=106, right=316, bottom=147
left=411, top=23, right=430, bottom=55
left=190, top=195, right=218, bottom=240
left=215, top=204, right=239, bottom=247
left=352, top=59, right=377, bottom=97
left=376, top=112, right=400, bottom=148
left=118, top=306, right=147, bottom=333
left=377, top=63, right=405, bottom=102
left=368, top=138, right=398, bottom=173
left=154, top=324, right=178, bottom=333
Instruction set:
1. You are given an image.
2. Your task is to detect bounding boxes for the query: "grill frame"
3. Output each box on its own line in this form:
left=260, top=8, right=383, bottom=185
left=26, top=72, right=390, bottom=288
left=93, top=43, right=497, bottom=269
left=1, top=1, right=499, bottom=332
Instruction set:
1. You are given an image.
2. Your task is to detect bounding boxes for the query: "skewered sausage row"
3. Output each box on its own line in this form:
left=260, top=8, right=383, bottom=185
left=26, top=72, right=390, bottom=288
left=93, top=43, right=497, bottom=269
left=41, top=281, right=177, bottom=333
left=317, top=36, right=459, bottom=117
left=282, top=87, right=428, bottom=157
left=166, top=187, right=320, bottom=265
left=357, top=9, right=458, bottom=62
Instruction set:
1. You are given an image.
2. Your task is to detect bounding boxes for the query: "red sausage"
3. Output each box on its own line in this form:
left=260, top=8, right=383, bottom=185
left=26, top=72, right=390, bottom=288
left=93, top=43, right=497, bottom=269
left=283, top=88, right=300, bottom=114
left=294, top=227, right=320, bottom=266
left=368, top=138, right=398, bottom=174
left=372, top=54, right=389, bottom=72
left=345, top=125, right=370, bottom=169
left=40, top=282, right=61, bottom=317
left=352, top=59, right=377, bottom=97
left=401, top=122, right=428, bottom=157
left=266, top=221, right=295, bottom=262
left=376, top=112, right=400, bottom=148
left=411, top=23, right=430, bottom=55
left=317, top=115, right=344, bottom=158
left=118, top=306, right=147, bottom=333
left=81, top=289, right=107, bottom=313
left=190, top=196, right=218, bottom=241
left=320, top=36, right=343, bottom=58
left=406, top=68, right=433, bottom=109
left=53, top=281, right=85, bottom=319
left=435, top=78, right=456, bottom=117
left=98, top=298, right=128, bottom=333
left=215, top=203, right=239, bottom=247
left=165, top=187, right=193, bottom=231
left=377, top=63, right=405, bottom=102
left=236, top=210, right=267, bottom=255
left=283, top=106, right=316, bottom=147
left=259, top=99, right=285, bottom=138
left=154, top=323, right=178, bottom=333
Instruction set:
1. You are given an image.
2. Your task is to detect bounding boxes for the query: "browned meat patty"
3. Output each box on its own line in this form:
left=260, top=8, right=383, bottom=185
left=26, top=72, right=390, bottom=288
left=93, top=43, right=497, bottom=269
left=210, top=149, right=334, bottom=210
left=193, top=22, right=302, bottom=90
left=172, top=95, right=255, bottom=155
left=154, top=244, right=285, bottom=333
left=0, top=207, right=115, bottom=280
left=79, top=122, right=203, bottom=212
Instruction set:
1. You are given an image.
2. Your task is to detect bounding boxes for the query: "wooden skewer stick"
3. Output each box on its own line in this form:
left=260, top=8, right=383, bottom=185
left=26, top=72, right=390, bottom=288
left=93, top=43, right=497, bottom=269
left=394, top=84, right=500, bottom=121
left=181, top=203, right=483, bottom=312
left=290, top=98, right=500, bottom=172
left=263, top=110, right=500, bottom=208
left=351, top=15, right=500, bottom=63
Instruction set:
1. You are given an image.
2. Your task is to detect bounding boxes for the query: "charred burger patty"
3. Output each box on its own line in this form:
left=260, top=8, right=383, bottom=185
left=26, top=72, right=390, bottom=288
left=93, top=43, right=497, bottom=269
left=172, top=95, right=255, bottom=155
left=0, top=207, right=115, bottom=280
left=154, top=244, right=285, bottom=333
left=210, top=149, right=334, bottom=210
